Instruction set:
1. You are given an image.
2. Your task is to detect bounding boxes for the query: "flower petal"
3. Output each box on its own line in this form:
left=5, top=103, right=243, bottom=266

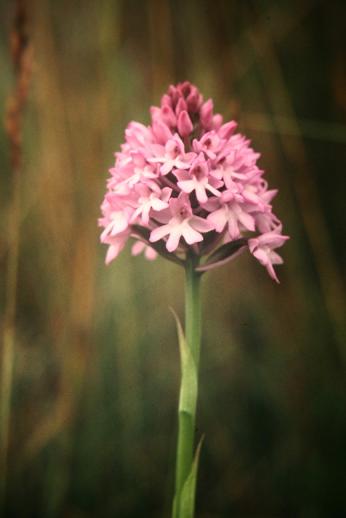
left=150, top=224, right=171, bottom=242
left=166, top=227, right=183, bottom=251
left=190, top=216, right=214, bottom=233
left=181, top=224, right=203, bottom=245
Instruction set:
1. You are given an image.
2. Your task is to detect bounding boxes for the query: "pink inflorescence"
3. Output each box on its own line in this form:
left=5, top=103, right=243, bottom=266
left=99, top=81, right=289, bottom=282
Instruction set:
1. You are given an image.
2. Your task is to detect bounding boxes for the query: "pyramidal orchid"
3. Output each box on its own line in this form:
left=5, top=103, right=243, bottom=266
left=99, top=82, right=289, bottom=518
left=100, top=82, right=288, bottom=280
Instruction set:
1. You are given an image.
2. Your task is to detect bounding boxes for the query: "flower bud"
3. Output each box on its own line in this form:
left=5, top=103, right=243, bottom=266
left=219, top=121, right=237, bottom=139
left=175, top=97, right=188, bottom=116
left=200, top=99, right=214, bottom=129
left=161, top=105, right=177, bottom=127
left=152, top=120, right=172, bottom=144
left=177, top=110, right=193, bottom=137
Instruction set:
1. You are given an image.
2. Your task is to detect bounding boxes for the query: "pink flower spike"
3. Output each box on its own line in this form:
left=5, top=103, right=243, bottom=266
left=177, top=110, right=193, bottom=137
left=99, top=81, right=288, bottom=271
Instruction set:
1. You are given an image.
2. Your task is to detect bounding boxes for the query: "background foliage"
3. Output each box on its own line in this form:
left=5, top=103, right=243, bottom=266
left=1, top=1, right=345, bottom=516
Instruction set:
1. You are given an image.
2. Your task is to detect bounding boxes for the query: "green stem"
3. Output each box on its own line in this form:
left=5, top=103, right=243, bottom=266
left=185, top=258, right=201, bottom=370
left=173, top=255, right=201, bottom=518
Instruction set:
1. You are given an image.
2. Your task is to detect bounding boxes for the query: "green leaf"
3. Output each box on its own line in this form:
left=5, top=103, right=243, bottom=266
left=179, top=436, right=204, bottom=518
left=170, top=308, right=197, bottom=417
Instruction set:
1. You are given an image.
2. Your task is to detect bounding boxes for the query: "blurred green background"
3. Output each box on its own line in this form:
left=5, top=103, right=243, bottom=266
left=1, top=0, right=345, bottom=517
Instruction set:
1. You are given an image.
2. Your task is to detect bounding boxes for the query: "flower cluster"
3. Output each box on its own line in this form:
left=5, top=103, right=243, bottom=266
left=99, top=82, right=288, bottom=282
